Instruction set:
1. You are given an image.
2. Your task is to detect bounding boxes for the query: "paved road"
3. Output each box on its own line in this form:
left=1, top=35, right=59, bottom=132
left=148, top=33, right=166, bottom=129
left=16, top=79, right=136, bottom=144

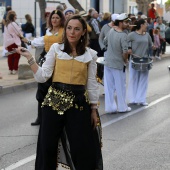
left=1, top=56, right=170, bottom=170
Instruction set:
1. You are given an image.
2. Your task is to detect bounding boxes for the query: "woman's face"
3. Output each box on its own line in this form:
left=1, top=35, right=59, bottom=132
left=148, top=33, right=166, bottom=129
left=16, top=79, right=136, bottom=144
left=66, top=19, right=86, bottom=45
left=141, top=21, right=147, bottom=32
left=51, top=14, right=61, bottom=27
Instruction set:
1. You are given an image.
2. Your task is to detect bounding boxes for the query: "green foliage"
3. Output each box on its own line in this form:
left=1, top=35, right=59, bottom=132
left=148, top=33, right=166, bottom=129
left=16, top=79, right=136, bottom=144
left=165, top=0, right=170, bottom=11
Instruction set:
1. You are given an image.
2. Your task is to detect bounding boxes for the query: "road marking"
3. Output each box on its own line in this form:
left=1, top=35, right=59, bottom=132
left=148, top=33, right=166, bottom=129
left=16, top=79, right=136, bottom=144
left=1, top=155, right=36, bottom=170
left=2, top=94, right=170, bottom=170
left=102, top=94, right=170, bottom=128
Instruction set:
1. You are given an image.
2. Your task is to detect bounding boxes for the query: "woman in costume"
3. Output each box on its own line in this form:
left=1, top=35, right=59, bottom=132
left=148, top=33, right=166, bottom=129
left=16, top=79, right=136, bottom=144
left=17, top=15, right=103, bottom=170
left=127, top=19, right=153, bottom=106
left=23, top=10, right=65, bottom=126
left=4, top=10, right=23, bottom=75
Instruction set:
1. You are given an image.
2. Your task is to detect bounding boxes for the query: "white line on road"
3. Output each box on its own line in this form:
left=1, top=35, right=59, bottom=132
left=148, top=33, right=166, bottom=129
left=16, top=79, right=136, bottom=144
left=1, top=155, right=36, bottom=170
left=2, top=94, right=170, bottom=170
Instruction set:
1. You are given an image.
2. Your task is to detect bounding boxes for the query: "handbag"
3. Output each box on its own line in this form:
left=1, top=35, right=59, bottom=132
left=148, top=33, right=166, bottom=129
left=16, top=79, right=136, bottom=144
left=20, top=38, right=27, bottom=48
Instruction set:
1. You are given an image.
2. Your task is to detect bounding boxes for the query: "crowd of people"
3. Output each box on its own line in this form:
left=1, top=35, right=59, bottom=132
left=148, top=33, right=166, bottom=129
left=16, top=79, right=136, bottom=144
left=1, top=2, right=170, bottom=170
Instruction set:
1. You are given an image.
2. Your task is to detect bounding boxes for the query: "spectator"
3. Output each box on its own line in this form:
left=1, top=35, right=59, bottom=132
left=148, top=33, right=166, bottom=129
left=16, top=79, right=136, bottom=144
left=165, top=23, right=170, bottom=44
left=100, top=12, right=111, bottom=28
left=153, top=28, right=161, bottom=60
left=137, top=11, right=143, bottom=20
left=56, top=4, right=64, bottom=12
left=86, top=8, right=95, bottom=23
left=155, top=18, right=166, bottom=54
left=4, top=10, right=23, bottom=75
left=148, top=3, right=157, bottom=20
left=63, top=7, right=75, bottom=20
left=88, top=10, right=102, bottom=56
left=41, top=12, right=50, bottom=36
left=1, top=6, right=12, bottom=57
left=21, top=14, right=35, bottom=51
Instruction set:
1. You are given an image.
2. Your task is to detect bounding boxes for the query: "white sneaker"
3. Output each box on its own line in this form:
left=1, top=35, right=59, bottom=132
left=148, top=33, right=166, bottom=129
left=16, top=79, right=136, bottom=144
left=139, top=102, right=148, bottom=106
left=118, top=107, right=131, bottom=113
left=155, top=56, right=161, bottom=60
left=12, top=70, right=17, bottom=75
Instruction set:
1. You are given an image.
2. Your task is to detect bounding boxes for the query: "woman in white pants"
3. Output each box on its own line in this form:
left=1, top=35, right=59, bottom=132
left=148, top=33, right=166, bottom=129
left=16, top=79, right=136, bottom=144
left=127, top=19, right=153, bottom=106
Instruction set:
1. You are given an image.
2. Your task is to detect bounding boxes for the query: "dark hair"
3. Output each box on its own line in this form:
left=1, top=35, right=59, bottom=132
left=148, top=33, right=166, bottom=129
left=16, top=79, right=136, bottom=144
left=25, top=14, right=32, bottom=23
left=131, top=19, right=145, bottom=31
left=149, top=29, right=154, bottom=42
left=6, top=6, right=12, bottom=12
left=6, top=10, right=16, bottom=26
left=48, top=10, right=65, bottom=30
left=62, top=15, right=88, bottom=56
left=114, top=20, right=123, bottom=26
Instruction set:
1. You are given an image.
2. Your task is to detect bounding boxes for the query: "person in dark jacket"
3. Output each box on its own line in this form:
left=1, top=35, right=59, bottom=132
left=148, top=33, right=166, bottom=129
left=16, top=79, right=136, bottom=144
left=22, top=14, right=35, bottom=37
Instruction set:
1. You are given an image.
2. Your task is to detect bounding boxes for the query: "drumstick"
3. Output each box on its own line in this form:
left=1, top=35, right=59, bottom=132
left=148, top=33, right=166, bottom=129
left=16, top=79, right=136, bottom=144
left=131, top=53, right=141, bottom=58
left=129, top=25, right=137, bottom=27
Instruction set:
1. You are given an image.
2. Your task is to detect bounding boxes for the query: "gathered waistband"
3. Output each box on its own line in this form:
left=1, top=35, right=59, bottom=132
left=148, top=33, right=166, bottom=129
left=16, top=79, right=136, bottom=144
left=52, top=82, right=85, bottom=91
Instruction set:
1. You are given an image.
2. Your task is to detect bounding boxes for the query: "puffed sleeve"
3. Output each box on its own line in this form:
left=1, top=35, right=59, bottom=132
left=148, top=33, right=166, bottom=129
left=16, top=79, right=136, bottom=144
left=33, top=43, right=57, bottom=82
left=86, top=49, right=100, bottom=103
left=31, top=36, right=44, bottom=47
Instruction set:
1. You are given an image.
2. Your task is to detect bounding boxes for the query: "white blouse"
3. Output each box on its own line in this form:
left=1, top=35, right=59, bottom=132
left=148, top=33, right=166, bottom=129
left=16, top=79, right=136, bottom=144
left=31, top=29, right=58, bottom=47
left=34, top=43, right=99, bottom=103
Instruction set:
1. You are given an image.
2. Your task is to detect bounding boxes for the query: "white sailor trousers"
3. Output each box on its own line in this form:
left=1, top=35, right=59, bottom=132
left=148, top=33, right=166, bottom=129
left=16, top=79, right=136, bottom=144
left=127, top=60, right=149, bottom=103
left=104, top=66, right=128, bottom=112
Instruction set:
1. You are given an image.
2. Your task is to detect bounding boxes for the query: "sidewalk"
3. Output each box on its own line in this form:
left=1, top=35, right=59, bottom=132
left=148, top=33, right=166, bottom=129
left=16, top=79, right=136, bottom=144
left=0, top=46, right=37, bottom=95
left=0, top=45, right=170, bottom=95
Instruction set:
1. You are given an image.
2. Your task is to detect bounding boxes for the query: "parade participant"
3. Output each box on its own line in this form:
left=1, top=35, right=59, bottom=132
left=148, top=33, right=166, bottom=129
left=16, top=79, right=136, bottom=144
left=23, top=10, right=65, bottom=126
left=127, top=19, right=153, bottom=106
left=99, top=13, right=119, bottom=54
left=16, top=15, right=103, bottom=170
left=98, top=13, right=119, bottom=82
left=104, top=13, right=131, bottom=113
left=4, top=10, right=22, bottom=75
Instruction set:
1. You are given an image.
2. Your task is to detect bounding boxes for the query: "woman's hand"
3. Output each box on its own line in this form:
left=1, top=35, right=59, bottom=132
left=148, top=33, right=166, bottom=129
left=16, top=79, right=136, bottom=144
left=91, top=109, right=99, bottom=129
left=16, top=47, right=32, bottom=59
left=21, top=37, right=29, bottom=43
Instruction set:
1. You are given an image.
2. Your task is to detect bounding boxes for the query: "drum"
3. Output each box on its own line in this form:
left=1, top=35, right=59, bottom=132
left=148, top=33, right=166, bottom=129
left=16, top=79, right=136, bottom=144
left=96, top=57, right=105, bottom=85
left=131, top=57, right=153, bottom=71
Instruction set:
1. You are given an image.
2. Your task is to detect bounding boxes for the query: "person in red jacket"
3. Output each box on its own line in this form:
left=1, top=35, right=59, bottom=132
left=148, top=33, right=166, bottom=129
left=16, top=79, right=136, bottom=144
left=148, top=3, right=157, bottom=20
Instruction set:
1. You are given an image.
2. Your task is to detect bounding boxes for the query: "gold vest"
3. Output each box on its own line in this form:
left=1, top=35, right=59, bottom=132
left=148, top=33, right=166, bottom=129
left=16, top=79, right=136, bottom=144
left=44, top=28, right=64, bottom=52
left=52, top=57, right=88, bottom=85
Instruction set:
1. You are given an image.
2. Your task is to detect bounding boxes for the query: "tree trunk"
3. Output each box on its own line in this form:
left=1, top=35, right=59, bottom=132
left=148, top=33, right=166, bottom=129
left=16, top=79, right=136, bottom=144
left=136, top=0, right=153, bottom=15
left=37, top=0, right=46, bottom=23
left=68, top=0, right=86, bottom=15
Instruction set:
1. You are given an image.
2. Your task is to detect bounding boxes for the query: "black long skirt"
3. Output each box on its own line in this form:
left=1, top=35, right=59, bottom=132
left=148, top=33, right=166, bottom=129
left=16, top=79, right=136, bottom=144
left=35, top=90, right=103, bottom=170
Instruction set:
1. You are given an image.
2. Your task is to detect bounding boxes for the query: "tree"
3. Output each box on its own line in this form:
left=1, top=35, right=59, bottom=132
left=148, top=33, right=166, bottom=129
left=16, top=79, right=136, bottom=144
left=68, top=0, right=85, bottom=14
left=165, top=0, right=170, bottom=12
left=136, top=0, right=153, bottom=15
left=37, top=0, right=46, bottom=23
left=37, top=0, right=86, bottom=23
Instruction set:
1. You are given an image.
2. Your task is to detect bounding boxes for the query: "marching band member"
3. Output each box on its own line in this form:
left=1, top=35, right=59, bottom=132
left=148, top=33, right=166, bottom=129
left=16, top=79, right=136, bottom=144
left=104, top=13, right=131, bottom=113
left=127, top=19, right=153, bottom=106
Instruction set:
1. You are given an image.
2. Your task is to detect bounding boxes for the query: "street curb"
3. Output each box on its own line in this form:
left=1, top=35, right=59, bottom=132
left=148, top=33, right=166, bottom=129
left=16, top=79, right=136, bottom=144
left=0, top=81, right=37, bottom=96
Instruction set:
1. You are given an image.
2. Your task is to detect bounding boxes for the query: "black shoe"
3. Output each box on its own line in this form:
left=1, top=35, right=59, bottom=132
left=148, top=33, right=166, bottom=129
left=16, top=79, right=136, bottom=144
left=31, top=118, right=40, bottom=126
